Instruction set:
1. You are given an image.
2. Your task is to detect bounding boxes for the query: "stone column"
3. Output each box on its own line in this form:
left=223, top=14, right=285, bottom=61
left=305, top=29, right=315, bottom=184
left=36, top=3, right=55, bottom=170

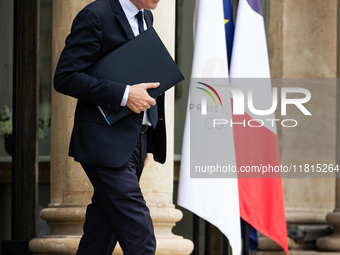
left=279, top=0, right=337, bottom=226
left=139, top=1, right=193, bottom=254
left=258, top=0, right=337, bottom=253
left=29, top=1, right=96, bottom=253
left=316, top=179, right=340, bottom=251
left=29, top=0, right=193, bottom=254
left=316, top=1, right=340, bottom=249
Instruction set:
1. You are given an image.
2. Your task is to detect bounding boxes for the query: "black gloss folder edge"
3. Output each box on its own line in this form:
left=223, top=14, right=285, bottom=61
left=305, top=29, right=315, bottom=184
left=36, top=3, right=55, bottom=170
left=86, top=27, right=185, bottom=125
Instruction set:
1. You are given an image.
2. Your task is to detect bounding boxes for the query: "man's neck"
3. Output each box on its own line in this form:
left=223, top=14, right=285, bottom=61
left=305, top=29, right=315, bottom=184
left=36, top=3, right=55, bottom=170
left=129, top=0, right=142, bottom=10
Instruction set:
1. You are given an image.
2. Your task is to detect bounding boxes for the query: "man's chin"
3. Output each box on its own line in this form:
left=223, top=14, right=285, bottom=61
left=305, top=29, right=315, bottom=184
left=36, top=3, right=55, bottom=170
left=147, top=0, right=160, bottom=10
left=145, top=4, right=158, bottom=10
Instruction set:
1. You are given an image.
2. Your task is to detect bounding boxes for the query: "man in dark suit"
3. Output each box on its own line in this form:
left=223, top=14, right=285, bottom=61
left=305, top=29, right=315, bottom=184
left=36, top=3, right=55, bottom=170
left=53, top=0, right=166, bottom=254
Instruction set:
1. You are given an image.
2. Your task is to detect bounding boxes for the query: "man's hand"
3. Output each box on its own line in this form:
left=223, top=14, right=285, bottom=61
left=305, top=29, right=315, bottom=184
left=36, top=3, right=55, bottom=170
left=126, top=82, right=160, bottom=114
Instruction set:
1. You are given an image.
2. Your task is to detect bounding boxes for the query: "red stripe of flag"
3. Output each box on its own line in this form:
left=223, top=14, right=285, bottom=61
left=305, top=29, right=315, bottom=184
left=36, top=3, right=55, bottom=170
left=232, top=107, right=288, bottom=254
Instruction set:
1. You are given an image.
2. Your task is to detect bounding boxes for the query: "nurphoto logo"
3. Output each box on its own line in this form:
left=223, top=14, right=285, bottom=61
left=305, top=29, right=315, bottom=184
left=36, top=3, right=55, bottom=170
left=194, top=81, right=312, bottom=128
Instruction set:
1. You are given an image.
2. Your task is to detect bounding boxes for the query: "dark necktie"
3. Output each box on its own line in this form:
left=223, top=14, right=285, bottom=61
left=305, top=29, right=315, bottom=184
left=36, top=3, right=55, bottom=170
left=136, top=11, right=158, bottom=128
left=136, top=11, right=145, bottom=34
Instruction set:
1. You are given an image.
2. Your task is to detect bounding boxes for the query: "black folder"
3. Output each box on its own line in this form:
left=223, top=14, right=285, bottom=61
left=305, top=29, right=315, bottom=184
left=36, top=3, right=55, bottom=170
left=86, top=27, right=184, bottom=125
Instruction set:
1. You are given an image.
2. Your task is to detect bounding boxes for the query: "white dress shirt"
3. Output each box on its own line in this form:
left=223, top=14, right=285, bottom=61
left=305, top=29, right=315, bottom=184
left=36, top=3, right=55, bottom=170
left=119, top=0, right=150, bottom=125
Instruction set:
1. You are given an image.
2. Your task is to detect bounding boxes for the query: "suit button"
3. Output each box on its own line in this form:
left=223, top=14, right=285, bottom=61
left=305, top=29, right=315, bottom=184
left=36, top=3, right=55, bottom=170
left=107, top=103, right=111, bottom=108
left=136, top=118, right=142, bottom=123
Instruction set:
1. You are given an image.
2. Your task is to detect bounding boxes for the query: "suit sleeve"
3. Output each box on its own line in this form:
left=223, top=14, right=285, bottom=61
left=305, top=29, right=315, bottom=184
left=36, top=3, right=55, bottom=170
left=54, top=6, right=126, bottom=112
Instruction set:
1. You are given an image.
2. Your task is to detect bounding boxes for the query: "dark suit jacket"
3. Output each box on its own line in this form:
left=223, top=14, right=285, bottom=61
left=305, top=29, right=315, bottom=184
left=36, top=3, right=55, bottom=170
left=54, top=0, right=166, bottom=168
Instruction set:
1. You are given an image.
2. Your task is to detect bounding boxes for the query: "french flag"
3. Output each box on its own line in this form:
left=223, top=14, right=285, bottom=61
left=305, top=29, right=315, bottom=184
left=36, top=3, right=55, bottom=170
left=177, top=0, right=288, bottom=254
left=230, top=0, right=288, bottom=254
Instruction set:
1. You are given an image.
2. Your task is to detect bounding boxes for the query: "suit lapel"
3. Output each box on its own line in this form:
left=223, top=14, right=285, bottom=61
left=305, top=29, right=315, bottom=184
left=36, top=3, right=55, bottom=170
left=109, top=0, right=135, bottom=40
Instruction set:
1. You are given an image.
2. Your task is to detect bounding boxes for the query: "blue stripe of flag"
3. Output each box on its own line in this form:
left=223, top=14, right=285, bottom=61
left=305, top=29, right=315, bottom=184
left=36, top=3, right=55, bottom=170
left=222, top=0, right=234, bottom=68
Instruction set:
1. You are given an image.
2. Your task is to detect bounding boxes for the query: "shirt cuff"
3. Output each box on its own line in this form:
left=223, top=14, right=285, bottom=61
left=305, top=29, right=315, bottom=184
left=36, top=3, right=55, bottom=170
left=120, top=85, right=130, bottom=107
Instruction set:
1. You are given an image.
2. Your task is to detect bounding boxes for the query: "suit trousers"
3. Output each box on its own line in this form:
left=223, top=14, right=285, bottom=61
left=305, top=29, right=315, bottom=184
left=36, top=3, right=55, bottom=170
left=75, top=132, right=156, bottom=255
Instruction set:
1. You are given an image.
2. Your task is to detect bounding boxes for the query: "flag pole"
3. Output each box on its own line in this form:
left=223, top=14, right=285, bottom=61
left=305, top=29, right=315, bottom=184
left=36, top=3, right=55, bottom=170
left=243, top=221, right=250, bottom=255
left=193, top=214, right=200, bottom=255
left=204, top=221, right=212, bottom=254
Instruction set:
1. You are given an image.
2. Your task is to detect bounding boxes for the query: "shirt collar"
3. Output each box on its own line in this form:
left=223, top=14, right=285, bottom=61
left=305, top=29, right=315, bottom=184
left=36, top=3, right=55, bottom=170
left=118, top=0, right=144, bottom=20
